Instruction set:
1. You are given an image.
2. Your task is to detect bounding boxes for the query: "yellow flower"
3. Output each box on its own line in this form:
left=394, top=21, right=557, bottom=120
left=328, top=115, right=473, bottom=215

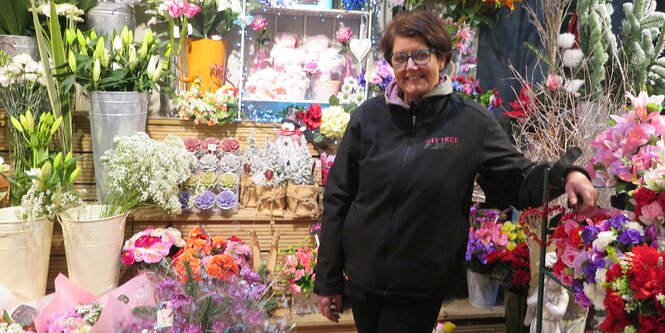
left=506, top=241, right=516, bottom=251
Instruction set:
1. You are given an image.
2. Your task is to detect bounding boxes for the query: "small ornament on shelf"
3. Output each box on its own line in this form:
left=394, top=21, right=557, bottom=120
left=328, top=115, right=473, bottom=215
left=251, top=15, right=271, bottom=72
left=336, top=23, right=356, bottom=84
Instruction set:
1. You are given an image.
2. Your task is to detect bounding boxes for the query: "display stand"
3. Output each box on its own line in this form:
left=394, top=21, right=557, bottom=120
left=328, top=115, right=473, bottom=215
left=534, top=167, right=573, bottom=333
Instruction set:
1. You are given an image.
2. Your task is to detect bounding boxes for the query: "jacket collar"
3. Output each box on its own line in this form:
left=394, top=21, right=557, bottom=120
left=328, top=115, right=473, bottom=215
left=384, top=73, right=453, bottom=108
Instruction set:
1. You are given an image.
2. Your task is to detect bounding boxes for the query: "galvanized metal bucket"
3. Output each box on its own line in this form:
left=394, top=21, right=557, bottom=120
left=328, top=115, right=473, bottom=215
left=89, top=91, right=148, bottom=199
left=84, top=2, right=135, bottom=38
left=0, top=35, right=39, bottom=60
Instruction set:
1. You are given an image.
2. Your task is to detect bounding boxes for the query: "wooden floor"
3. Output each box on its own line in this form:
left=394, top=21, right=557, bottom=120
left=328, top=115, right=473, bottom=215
left=279, top=299, right=505, bottom=332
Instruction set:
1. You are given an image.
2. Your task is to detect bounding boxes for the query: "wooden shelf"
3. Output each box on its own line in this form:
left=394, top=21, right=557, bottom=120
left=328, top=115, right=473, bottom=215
left=252, top=7, right=368, bottom=19
left=129, top=207, right=319, bottom=223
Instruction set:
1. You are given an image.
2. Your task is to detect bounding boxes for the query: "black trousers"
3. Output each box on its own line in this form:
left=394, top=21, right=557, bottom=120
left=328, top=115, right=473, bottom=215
left=348, top=292, right=444, bottom=333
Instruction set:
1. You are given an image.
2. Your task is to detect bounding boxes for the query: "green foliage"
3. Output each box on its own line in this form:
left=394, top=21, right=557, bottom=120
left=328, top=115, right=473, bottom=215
left=189, top=1, right=239, bottom=39
left=0, top=0, right=32, bottom=36
left=620, top=0, right=665, bottom=95
left=577, top=0, right=616, bottom=97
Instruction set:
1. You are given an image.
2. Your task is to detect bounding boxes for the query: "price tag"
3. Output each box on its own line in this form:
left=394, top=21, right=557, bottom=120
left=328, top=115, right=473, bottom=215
left=156, top=302, right=173, bottom=329
left=207, top=143, right=217, bottom=152
left=187, top=23, right=193, bottom=35
left=309, top=221, right=321, bottom=235
left=173, top=26, right=180, bottom=39
left=11, top=305, right=37, bottom=326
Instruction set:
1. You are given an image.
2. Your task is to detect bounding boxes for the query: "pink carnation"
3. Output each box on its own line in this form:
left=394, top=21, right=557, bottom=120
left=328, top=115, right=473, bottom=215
left=251, top=15, right=268, bottom=31
left=182, top=2, right=200, bottom=19
left=335, top=26, right=352, bottom=43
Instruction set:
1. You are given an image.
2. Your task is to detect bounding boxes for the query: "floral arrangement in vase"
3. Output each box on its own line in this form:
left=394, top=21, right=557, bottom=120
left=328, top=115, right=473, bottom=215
left=176, top=80, right=238, bottom=126
left=600, top=244, right=665, bottom=333
left=100, top=133, right=197, bottom=216
left=464, top=207, right=514, bottom=274
left=485, top=222, right=530, bottom=294
left=121, top=226, right=187, bottom=266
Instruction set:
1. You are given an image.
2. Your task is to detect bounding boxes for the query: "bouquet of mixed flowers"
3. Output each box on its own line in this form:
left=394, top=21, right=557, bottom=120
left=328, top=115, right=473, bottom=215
left=45, top=303, right=104, bottom=333
left=336, top=77, right=365, bottom=106
left=440, top=0, right=522, bottom=27
left=176, top=80, right=238, bottom=126
left=279, top=239, right=317, bottom=295
left=485, top=222, right=530, bottom=294
left=121, top=227, right=187, bottom=266
left=120, top=226, right=278, bottom=333
left=600, top=245, right=665, bottom=333
left=465, top=207, right=512, bottom=274
left=551, top=209, right=659, bottom=309
left=451, top=75, right=503, bottom=111
left=586, top=92, right=665, bottom=193
left=367, top=59, right=394, bottom=92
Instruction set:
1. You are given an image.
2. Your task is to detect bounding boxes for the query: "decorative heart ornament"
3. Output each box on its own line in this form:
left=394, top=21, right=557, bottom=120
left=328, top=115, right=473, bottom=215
left=349, top=38, right=371, bottom=62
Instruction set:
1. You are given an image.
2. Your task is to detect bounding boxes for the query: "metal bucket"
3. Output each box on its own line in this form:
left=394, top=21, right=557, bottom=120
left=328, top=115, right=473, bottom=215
left=0, top=35, right=39, bottom=60
left=84, top=2, right=135, bottom=37
left=89, top=91, right=148, bottom=198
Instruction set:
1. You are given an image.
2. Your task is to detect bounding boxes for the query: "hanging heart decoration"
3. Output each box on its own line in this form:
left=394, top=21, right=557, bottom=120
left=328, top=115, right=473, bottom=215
left=349, top=38, right=371, bottom=62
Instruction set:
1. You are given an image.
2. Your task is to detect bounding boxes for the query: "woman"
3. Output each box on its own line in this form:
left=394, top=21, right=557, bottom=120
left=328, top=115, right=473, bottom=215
left=314, top=10, right=597, bottom=333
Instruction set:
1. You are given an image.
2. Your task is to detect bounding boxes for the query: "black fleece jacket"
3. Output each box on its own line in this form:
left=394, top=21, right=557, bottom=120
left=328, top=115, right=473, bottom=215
left=314, top=92, right=580, bottom=299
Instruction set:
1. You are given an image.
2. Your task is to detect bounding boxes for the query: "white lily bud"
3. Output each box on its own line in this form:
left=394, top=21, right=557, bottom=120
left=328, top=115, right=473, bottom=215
left=146, top=55, right=159, bottom=80
left=92, top=59, right=101, bottom=83
left=128, top=45, right=137, bottom=70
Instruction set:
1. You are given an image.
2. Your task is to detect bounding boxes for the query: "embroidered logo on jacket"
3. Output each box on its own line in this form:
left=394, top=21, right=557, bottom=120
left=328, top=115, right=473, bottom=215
left=424, top=136, right=459, bottom=150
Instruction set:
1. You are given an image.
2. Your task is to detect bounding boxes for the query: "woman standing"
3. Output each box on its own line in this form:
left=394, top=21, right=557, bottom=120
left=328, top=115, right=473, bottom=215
left=314, top=10, right=597, bottom=333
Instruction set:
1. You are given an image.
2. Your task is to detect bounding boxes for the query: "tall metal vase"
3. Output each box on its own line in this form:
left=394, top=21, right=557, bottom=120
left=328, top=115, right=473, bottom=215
left=88, top=92, right=148, bottom=199
left=84, top=2, right=135, bottom=38
left=0, top=35, right=39, bottom=60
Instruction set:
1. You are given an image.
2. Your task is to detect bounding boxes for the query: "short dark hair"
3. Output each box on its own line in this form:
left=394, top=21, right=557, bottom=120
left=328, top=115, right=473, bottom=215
left=380, top=11, right=452, bottom=67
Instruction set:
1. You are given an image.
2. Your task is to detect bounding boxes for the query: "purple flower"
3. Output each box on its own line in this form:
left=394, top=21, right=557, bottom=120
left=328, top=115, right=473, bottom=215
left=617, top=228, right=643, bottom=246
left=582, top=259, right=603, bottom=283
left=575, top=291, right=591, bottom=308
left=608, top=215, right=629, bottom=230
left=645, top=223, right=660, bottom=243
left=195, top=190, right=216, bottom=210
left=217, top=190, right=238, bottom=209
left=581, top=225, right=600, bottom=244
left=179, top=190, right=192, bottom=210
left=170, top=291, right=193, bottom=310
left=157, top=278, right=178, bottom=298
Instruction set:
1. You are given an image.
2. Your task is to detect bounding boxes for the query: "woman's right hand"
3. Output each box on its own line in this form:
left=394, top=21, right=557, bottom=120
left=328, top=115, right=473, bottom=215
left=317, top=294, right=343, bottom=323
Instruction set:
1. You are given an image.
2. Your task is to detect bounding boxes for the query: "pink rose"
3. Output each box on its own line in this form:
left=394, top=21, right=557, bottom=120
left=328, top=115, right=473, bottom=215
left=182, top=2, right=200, bottom=19
left=640, top=201, right=664, bottom=225
left=290, top=283, right=302, bottom=294
left=370, top=74, right=382, bottom=85
left=251, top=15, right=268, bottom=31
left=121, top=250, right=135, bottom=265
left=335, top=26, right=352, bottom=43
left=168, top=2, right=182, bottom=18
left=304, top=60, right=318, bottom=74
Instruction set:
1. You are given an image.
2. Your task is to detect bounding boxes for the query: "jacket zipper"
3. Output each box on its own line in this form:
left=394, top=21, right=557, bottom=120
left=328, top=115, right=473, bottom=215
left=380, top=112, right=417, bottom=294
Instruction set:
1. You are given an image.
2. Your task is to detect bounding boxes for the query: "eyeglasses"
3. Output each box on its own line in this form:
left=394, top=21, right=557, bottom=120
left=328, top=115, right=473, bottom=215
left=390, top=48, right=436, bottom=69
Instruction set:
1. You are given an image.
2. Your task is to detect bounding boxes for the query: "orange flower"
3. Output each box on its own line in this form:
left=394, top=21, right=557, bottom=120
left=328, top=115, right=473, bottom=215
left=174, top=249, right=202, bottom=282
left=189, top=226, right=209, bottom=241
left=205, top=254, right=239, bottom=281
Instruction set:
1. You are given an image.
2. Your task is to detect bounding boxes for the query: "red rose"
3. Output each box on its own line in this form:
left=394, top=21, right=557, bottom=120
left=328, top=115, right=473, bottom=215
left=568, top=226, right=585, bottom=247
left=512, top=270, right=530, bottom=287
left=638, top=314, right=662, bottom=333
left=599, top=312, right=630, bottom=333
left=552, top=258, right=566, bottom=276
left=605, top=262, right=624, bottom=282
left=604, top=292, right=627, bottom=317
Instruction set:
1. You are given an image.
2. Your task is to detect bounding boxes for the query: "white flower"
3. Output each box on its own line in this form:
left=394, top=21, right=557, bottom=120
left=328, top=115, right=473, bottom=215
left=12, top=54, right=34, bottom=66
left=557, top=33, right=576, bottom=49
left=563, top=79, right=585, bottom=95
left=583, top=281, right=606, bottom=311
left=562, top=48, right=584, bottom=68
left=0, top=74, right=9, bottom=87
left=593, top=231, right=617, bottom=252
left=624, top=222, right=645, bottom=234
left=644, top=166, right=665, bottom=191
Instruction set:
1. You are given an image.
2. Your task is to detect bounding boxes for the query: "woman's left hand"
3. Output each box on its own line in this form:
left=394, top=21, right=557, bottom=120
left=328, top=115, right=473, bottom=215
left=564, top=170, right=598, bottom=214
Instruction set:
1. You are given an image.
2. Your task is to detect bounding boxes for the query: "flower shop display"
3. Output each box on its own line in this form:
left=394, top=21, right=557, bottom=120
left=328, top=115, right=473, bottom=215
left=64, top=26, right=171, bottom=196
left=451, top=75, right=503, bottom=112
left=220, top=137, right=241, bottom=154
left=240, top=129, right=261, bottom=208
left=121, top=226, right=186, bottom=267
left=176, top=80, right=238, bottom=126
left=279, top=126, right=320, bottom=218
left=254, top=139, right=288, bottom=218
left=599, top=244, right=665, bottom=333
left=197, top=153, right=219, bottom=173
left=0, top=52, right=47, bottom=183
left=116, top=226, right=282, bottom=332
left=278, top=238, right=318, bottom=314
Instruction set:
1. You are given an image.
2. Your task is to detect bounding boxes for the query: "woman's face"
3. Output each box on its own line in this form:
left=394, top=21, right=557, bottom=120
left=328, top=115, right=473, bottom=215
left=391, top=36, right=445, bottom=105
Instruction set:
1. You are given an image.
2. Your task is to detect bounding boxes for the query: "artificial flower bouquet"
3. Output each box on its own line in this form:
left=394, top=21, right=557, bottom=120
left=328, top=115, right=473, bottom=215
left=485, top=224, right=530, bottom=295
left=599, top=244, right=665, bottom=333
left=176, top=80, right=238, bottom=126
left=451, top=75, right=503, bottom=111
left=121, top=226, right=187, bottom=267
left=550, top=209, right=659, bottom=310
left=465, top=206, right=514, bottom=274
left=285, top=102, right=352, bottom=144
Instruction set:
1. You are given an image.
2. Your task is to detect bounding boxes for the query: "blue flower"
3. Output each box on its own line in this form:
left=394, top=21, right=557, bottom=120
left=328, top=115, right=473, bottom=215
left=608, top=215, right=629, bottom=230
left=581, top=225, right=600, bottom=245
left=617, top=228, right=643, bottom=246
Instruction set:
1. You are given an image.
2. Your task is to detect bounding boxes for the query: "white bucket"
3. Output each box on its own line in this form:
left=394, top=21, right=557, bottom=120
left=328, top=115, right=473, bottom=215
left=0, top=207, right=53, bottom=302
left=467, top=269, right=501, bottom=308
left=58, top=205, right=128, bottom=295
